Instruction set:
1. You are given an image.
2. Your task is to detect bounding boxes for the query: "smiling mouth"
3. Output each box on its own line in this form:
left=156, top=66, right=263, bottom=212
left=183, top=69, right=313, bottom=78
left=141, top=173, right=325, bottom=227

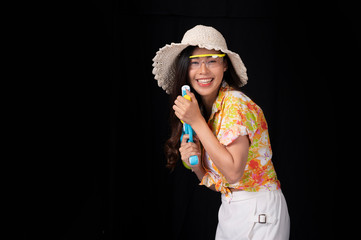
left=196, top=78, right=213, bottom=86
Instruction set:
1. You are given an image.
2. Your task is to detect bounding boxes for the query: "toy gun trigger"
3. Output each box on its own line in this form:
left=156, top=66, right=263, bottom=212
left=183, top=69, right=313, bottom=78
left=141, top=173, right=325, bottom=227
left=186, top=124, right=193, bottom=143
left=179, top=125, right=193, bottom=143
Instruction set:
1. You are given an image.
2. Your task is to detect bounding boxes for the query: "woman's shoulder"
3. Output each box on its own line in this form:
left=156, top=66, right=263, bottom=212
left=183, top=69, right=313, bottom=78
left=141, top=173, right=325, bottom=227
left=221, top=87, right=268, bottom=138
left=225, top=89, right=251, bottom=102
left=223, top=88, right=260, bottom=111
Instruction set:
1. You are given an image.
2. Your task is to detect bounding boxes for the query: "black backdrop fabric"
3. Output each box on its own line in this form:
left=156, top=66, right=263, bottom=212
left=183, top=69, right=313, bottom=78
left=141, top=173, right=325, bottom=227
left=24, top=0, right=359, bottom=239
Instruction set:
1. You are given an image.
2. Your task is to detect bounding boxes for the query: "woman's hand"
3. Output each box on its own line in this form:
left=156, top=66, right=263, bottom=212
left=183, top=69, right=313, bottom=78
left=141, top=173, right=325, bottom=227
left=173, top=90, right=203, bottom=126
left=179, top=134, right=202, bottom=170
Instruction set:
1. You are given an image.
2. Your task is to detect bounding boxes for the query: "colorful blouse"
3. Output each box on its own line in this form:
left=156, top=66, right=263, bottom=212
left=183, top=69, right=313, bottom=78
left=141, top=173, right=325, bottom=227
left=200, top=82, right=280, bottom=201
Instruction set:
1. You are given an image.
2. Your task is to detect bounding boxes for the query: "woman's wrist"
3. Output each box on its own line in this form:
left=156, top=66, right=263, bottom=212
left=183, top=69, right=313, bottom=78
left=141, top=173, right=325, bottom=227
left=191, top=164, right=206, bottom=181
left=191, top=115, right=207, bottom=133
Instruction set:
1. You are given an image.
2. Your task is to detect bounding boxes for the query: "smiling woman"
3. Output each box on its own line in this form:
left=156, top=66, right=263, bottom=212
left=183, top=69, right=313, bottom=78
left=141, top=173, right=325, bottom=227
left=188, top=48, right=227, bottom=107
left=162, top=45, right=243, bottom=167
left=152, top=25, right=290, bottom=240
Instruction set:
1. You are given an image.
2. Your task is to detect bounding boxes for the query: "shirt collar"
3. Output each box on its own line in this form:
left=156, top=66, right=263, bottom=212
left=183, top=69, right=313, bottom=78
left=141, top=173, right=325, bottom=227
left=209, top=81, right=231, bottom=120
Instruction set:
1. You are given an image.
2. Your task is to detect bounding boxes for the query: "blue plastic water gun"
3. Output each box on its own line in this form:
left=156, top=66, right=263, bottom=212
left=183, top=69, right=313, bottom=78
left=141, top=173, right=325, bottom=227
left=180, top=85, right=199, bottom=169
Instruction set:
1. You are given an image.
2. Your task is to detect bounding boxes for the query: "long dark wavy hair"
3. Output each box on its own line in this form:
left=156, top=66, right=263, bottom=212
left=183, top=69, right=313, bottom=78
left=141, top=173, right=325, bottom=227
left=164, top=46, right=244, bottom=170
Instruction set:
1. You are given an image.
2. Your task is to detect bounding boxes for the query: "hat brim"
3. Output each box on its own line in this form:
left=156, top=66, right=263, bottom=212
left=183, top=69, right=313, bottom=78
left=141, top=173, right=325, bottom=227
left=152, top=43, right=248, bottom=94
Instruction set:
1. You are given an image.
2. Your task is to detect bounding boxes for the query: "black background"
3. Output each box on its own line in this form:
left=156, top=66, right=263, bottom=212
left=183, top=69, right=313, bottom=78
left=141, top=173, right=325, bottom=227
left=22, top=0, right=359, bottom=239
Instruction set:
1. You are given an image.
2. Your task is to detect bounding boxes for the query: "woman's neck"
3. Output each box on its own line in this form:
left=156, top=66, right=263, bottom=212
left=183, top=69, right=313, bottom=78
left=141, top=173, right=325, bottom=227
left=201, top=92, right=218, bottom=120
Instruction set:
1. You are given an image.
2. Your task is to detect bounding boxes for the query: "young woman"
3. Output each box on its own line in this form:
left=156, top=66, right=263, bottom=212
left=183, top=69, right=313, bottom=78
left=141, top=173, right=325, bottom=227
left=153, top=25, right=290, bottom=240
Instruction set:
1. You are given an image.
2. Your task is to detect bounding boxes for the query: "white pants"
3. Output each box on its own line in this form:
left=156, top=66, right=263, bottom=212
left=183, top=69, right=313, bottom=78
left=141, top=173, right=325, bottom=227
left=216, top=189, right=290, bottom=240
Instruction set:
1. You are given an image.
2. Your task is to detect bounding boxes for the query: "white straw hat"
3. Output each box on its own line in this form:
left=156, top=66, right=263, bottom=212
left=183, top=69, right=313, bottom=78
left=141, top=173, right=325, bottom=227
left=152, top=25, right=248, bottom=94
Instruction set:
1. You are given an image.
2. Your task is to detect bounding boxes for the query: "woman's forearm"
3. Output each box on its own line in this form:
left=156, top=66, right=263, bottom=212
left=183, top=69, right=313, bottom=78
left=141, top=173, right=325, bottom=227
left=192, top=118, right=239, bottom=182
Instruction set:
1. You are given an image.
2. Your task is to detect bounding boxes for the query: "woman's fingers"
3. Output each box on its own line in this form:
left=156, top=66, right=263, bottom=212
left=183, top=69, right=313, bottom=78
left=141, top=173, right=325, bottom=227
left=179, top=142, right=201, bottom=161
left=181, top=134, right=189, bottom=145
left=174, top=96, right=189, bottom=112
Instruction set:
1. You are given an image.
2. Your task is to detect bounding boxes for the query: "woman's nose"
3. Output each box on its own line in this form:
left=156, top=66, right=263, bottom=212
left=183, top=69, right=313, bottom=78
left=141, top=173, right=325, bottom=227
left=199, top=62, right=209, bottom=73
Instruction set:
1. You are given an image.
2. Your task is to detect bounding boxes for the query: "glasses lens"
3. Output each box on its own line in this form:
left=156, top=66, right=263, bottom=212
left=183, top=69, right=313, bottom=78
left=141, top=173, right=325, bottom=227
left=189, top=55, right=223, bottom=69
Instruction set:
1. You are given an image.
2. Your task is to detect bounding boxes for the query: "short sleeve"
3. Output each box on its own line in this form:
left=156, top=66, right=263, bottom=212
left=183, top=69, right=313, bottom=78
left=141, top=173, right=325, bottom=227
left=217, top=91, right=257, bottom=146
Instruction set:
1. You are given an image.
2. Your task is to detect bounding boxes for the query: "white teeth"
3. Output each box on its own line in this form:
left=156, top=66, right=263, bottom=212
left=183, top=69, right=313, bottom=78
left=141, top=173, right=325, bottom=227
left=197, top=79, right=212, bottom=83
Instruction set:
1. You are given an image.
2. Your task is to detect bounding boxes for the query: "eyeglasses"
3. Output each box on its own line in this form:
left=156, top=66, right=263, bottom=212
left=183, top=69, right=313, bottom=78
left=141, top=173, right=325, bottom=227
left=189, top=54, right=226, bottom=70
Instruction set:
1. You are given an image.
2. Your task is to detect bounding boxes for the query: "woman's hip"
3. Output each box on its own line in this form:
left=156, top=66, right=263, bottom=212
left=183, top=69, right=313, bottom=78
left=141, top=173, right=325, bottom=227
left=216, top=189, right=290, bottom=240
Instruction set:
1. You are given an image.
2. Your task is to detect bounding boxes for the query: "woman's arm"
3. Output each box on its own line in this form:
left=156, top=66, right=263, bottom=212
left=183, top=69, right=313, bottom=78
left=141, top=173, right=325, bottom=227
left=192, top=119, right=249, bottom=184
left=178, top=135, right=216, bottom=191
left=179, top=134, right=205, bottom=181
left=173, top=91, right=249, bottom=184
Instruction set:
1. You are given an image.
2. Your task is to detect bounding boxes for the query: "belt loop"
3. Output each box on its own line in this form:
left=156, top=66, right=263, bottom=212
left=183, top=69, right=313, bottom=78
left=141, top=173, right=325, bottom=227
left=258, top=214, right=267, bottom=224
left=253, top=213, right=275, bottom=224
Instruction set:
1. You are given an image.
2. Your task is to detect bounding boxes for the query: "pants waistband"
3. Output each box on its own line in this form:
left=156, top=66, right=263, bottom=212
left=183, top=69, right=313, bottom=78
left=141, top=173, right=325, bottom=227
left=221, top=189, right=280, bottom=202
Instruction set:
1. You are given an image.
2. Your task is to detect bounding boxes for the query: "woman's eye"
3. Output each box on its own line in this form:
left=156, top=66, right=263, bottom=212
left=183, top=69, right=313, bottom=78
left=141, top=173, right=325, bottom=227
left=191, top=61, right=199, bottom=65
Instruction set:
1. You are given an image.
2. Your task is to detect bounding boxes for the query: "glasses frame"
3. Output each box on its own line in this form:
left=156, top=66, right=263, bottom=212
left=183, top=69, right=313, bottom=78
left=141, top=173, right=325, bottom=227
left=189, top=54, right=226, bottom=59
left=188, top=54, right=226, bottom=70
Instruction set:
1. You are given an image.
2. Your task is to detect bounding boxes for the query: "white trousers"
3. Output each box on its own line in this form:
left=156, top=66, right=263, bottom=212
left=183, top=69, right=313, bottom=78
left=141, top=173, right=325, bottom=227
left=216, top=189, right=290, bottom=240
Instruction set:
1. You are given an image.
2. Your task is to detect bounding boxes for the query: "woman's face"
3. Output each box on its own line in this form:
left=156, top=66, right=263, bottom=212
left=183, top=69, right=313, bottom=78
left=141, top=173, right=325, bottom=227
left=188, top=47, right=227, bottom=100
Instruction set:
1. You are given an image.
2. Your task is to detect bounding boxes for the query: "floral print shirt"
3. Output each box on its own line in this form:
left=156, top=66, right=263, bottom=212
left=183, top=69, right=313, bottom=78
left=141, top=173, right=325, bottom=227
left=200, top=82, right=280, bottom=201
